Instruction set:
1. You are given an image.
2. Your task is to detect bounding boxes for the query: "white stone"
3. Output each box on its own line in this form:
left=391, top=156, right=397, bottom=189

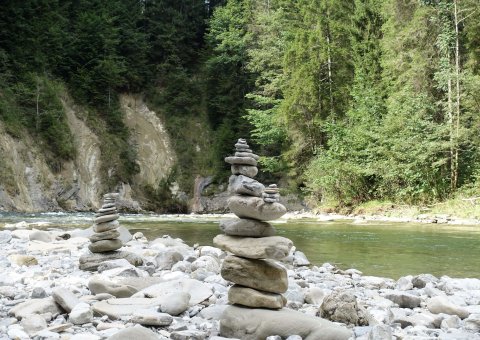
left=69, top=302, right=93, bottom=325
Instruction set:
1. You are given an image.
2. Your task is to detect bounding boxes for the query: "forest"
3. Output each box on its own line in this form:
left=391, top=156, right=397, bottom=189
left=1, top=0, right=480, bottom=210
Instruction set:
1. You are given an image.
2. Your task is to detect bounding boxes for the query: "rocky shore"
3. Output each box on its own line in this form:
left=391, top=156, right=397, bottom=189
left=0, top=221, right=479, bottom=340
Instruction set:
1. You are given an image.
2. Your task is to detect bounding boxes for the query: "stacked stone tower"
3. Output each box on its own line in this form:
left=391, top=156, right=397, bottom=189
left=88, top=193, right=123, bottom=253
left=214, top=138, right=293, bottom=310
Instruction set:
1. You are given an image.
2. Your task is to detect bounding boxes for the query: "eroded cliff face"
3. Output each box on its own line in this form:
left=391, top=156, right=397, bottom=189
left=120, top=94, right=175, bottom=188
left=0, top=93, right=176, bottom=212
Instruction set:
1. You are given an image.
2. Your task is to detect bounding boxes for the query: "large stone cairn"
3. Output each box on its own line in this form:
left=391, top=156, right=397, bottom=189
left=214, top=138, right=292, bottom=310
left=88, top=193, right=123, bottom=253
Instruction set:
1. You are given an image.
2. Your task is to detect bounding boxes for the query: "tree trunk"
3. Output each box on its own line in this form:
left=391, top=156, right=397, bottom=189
left=452, top=0, right=461, bottom=190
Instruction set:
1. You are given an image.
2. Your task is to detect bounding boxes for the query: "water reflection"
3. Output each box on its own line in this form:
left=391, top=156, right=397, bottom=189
left=1, top=213, right=479, bottom=279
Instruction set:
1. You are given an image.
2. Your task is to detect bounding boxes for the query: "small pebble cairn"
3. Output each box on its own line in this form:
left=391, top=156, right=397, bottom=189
left=214, top=138, right=292, bottom=310
left=88, top=193, right=123, bottom=253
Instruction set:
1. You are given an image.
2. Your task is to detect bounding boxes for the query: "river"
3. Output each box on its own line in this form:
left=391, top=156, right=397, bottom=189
left=1, top=212, right=479, bottom=279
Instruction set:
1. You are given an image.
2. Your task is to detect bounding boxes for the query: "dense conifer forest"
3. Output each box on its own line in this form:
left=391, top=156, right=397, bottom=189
left=1, top=0, right=480, bottom=209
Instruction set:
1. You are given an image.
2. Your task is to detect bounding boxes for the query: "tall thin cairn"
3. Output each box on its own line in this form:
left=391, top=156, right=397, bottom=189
left=88, top=193, right=122, bottom=253
left=214, top=138, right=292, bottom=310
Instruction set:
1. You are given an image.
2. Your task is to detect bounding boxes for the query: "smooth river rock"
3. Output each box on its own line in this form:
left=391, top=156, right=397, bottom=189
left=228, top=175, right=265, bottom=197
left=228, top=285, right=286, bottom=309
left=132, top=278, right=212, bottom=305
left=219, top=218, right=276, bottom=237
left=79, top=251, right=143, bottom=271
left=106, top=325, right=160, bottom=340
left=130, top=310, right=173, bottom=326
left=88, top=276, right=138, bottom=298
left=52, top=287, right=81, bottom=313
left=225, top=156, right=257, bottom=166
left=9, top=297, right=62, bottom=319
left=220, top=306, right=352, bottom=340
left=89, top=229, right=121, bottom=243
left=93, top=298, right=167, bottom=320
left=227, top=195, right=286, bottom=221
left=93, top=220, right=120, bottom=233
left=221, top=255, right=288, bottom=293
left=213, top=234, right=292, bottom=260
left=231, top=165, right=258, bottom=178
left=88, top=239, right=123, bottom=253
left=427, top=296, right=470, bottom=319
left=94, top=214, right=120, bottom=224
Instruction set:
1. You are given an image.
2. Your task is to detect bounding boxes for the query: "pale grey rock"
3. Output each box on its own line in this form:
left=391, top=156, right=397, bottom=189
left=93, top=298, right=166, bottom=320
left=114, top=276, right=166, bottom=291
left=219, top=218, right=276, bottom=237
left=0, top=230, right=12, bottom=244
left=88, top=276, right=138, bottom=298
left=155, top=250, right=184, bottom=270
left=20, top=314, right=47, bottom=336
left=412, top=274, right=438, bottom=288
left=131, top=310, right=173, bottom=326
left=88, top=239, right=123, bottom=253
left=68, top=302, right=93, bottom=325
left=133, top=278, right=212, bottom=305
left=191, top=255, right=220, bottom=273
left=106, top=324, right=160, bottom=340
left=384, top=292, right=421, bottom=308
left=228, top=175, right=264, bottom=197
left=52, top=288, right=80, bottom=313
left=213, top=234, right=292, bottom=260
left=159, top=292, right=190, bottom=316
left=293, top=251, right=310, bottom=266
left=286, top=336, right=302, bottom=340
left=33, top=329, right=61, bottom=339
left=367, top=325, right=392, bottom=340
left=305, top=287, right=327, bottom=305
left=117, top=226, right=133, bottom=243
left=97, top=259, right=133, bottom=272
left=93, top=220, right=119, bottom=233
left=9, top=297, right=62, bottom=319
left=320, top=290, right=369, bottom=326
left=198, top=305, right=228, bottom=320
left=7, top=325, right=30, bottom=340
left=0, top=286, right=16, bottom=299
left=235, top=152, right=259, bottom=160
left=221, top=255, right=288, bottom=293
left=225, top=156, right=257, bottom=166
left=228, top=285, right=286, bottom=309
left=79, top=250, right=143, bottom=271
left=464, top=313, right=480, bottom=332
left=231, top=165, right=258, bottom=178
left=427, top=296, right=470, bottom=319
left=31, top=287, right=47, bottom=298
left=396, top=276, right=414, bottom=291
left=171, top=330, right=207, bottom=340
left=29, top=230, right=53, bottom=242
left=89, top=229, right=121, bottom=243
left=441, top=315, right=461, bottom=329
left=220, top=305, right=352, bottom=340
left=227, top=195, right=287, bottom=221
left=94, top=214, right=119, bottom=224
left=8, top=254, right=38, bottom=266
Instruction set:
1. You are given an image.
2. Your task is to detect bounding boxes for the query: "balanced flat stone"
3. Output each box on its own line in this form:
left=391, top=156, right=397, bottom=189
left=102, top=203, right=116, bottom=209
left=219, top=218, right=276, bottom=237
left=79, top=251, right=143, bottom=271
left=228, top=175, right=264, bottom=197
left=94, top=214, right=119, bottom=224
left=227, top=195, right=287, bottom=221
left=88, top=239, right=122, bottom=253
left=225, top=156, right=257, bottom=166
left=231, top=165, right=258, bottom=178
left=89, top=229, right=121, bottom=243
left=93, top=220, right=119, bottom=233
left=98, top=206, right=117, bottom=214
left=235, top=152, right=260, bottom=160
left=228, top=285, right=286, bottom=309
left=132, top=278, right=211, bottom=305
left=220, top=306, right=352, bottom=340
left=95, top=210, right=118, bottom=217
left=213, top=234, right=292, bottom=260
left=221, top=255, right=288, bottom=293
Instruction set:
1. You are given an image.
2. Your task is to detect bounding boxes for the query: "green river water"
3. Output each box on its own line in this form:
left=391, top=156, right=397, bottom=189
left=1, top=213, right=479, bottom=279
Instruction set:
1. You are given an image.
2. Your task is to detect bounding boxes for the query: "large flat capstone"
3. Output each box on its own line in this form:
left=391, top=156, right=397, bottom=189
left=219, top=218, right=276, bottom=237
left=213, top=234, right=292, bottom=260
left=220, top=305, right=352, bottom=340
